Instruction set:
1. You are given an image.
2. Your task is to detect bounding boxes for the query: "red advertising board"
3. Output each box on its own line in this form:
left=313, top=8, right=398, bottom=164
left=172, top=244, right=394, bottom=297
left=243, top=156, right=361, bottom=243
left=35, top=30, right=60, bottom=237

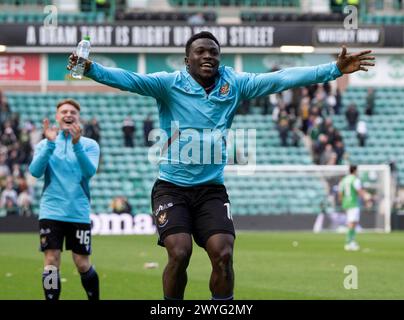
left=0, top=54, right=40, bottom=80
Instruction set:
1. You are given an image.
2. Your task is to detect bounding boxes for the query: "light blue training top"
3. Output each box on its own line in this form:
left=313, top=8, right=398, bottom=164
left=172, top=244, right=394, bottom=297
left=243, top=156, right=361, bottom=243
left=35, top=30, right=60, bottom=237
left=86, top=61, right=342, bottom=187
left=29, top=131, right=100, bottom=223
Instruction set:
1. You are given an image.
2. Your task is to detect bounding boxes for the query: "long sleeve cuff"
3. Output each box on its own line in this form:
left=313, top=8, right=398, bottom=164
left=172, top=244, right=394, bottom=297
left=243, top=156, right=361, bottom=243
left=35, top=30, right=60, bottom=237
left=330, top=62, right=343, bottom=78
left=85, top=61, right=98, bottom=79
left=73, top=140, right=84, bottom=153
left=46, top=140, right=56, bottom=151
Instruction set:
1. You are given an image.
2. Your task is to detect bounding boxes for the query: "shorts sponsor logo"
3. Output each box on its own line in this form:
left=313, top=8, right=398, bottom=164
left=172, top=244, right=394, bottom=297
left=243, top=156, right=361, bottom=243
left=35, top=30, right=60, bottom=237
left=91, top=213, right=156, bottom=235
left=155, top=202, right=173, bottom=216
left=40, top=228, right=51, bottom=235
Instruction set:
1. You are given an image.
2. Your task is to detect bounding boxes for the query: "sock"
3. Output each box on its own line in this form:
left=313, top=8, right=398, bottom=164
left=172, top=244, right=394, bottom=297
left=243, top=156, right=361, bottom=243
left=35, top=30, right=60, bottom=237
left=80, top=265, right=99, bottom=300
left=350, top=228, right=356, bottom=242
left=212, top=294, right=234, bottom=300
left=42, top=268, right=61, bottom=300
left=346, top=228, right=356, bottom=243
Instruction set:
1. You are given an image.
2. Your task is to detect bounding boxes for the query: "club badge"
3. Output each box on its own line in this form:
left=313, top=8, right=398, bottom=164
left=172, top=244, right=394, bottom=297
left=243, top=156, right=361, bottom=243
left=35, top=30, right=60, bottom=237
left=219, top=83, right=230, bottom=96
left=157, top=212, right=168, bottom=228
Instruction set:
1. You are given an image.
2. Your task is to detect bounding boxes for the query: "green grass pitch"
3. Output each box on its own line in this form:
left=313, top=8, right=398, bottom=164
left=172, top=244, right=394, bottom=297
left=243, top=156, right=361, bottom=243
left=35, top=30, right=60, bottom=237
left=0, top=232, right=403, bottom=300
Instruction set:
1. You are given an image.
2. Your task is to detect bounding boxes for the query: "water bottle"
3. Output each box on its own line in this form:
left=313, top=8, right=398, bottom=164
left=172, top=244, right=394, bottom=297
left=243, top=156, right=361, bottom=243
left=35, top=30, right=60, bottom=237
left=71, top=36, right=91, bottom=79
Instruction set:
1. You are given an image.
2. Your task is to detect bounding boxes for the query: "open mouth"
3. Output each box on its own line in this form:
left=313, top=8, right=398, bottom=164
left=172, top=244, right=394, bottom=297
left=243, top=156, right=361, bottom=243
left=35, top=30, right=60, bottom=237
left=200, top=62, right=215, bottom=71
left=63, top=119, right=74, bottom=125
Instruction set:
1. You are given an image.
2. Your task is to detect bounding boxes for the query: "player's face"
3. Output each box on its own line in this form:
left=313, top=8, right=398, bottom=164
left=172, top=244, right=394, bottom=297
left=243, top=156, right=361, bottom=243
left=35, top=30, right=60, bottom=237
left=185, top=38, right=220, bottom=83
left=56, top=104, right=80, bottom=131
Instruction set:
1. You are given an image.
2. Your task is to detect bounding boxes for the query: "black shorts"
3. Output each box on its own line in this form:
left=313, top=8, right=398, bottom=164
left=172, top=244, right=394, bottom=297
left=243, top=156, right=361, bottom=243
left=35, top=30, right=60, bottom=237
left=151, top=179, right=235, bottom=248
left=39, top=219, right=92, bottom=255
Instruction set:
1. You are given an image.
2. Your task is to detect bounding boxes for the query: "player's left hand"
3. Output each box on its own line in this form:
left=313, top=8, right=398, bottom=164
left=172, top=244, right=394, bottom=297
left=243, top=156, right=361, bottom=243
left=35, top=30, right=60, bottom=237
left=336, top=45, right=375, bottom=74
left=69, top=123, right=82, bottom=144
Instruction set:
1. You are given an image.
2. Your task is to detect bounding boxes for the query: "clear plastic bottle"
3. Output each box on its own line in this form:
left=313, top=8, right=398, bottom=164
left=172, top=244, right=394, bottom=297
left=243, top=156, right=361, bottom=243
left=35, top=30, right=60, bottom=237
left=71, top=36, right=91, bottom=79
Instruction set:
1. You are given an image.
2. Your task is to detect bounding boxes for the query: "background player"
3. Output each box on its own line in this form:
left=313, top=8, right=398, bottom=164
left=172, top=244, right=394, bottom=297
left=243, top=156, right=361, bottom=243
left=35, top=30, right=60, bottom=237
left=67, top=32, right=374, bottom=300
left=339, top=165, right=369, bottom=251
left=29, top=99, right=100, bottom=300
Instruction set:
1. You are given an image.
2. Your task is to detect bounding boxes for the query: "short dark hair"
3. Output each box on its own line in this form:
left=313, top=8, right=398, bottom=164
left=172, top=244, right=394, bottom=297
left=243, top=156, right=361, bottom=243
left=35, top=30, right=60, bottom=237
left=349, top=165, right=357, bottom=174
left=56, top=98, right=81, bottom=111
left=185, top=31, right=220, bottom=56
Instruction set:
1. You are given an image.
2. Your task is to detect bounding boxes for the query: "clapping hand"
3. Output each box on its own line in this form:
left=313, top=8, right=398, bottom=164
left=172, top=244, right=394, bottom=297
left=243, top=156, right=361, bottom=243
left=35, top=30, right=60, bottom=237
left=43, top=118, right=59, bottom=141
left=69, top=122, right=82, bottom=145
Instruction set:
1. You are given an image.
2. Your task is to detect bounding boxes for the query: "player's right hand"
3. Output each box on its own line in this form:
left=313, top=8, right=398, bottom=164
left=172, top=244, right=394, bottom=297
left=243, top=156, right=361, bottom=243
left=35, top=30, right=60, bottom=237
left=43, top=118, right=59, bottom=141
left=67, top=52, right=91, bottom=73
left=67, top=52, right=78, bottom=71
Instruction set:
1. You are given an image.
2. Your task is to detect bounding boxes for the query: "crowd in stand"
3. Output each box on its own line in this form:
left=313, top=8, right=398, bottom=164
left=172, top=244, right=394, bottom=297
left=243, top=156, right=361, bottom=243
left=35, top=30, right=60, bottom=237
left=0, top=89, right=40, bottom=217
left=239, top=82, right=375, bottom=165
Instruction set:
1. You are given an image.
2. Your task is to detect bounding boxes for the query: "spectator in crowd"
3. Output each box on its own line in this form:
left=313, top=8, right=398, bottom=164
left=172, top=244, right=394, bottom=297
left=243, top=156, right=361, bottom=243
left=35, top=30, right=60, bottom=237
left=365, top=88, right=375, bottom=116
left=345, top=103, right=359, bottom=130
left=84, top=117, right=101, bottom=144
left=334, top=88, right=342, bottom=115
left=237, top=99, right=251, bottom=115
left=291, top=127, right=302, bottom=147
left=6, top=149, right=19, bottom=172
left=4, top=196, right=19, bottom=216
left=326, top=92, right=337, bottom=115
left=299, top=88, right=311, bottom=134
left=356, top=120, right=367, bottom=147
left=312, top=134, right=328, bottom=164
left=320, top=144, right=337, bottom=165
left=143, top=114, right=154, bottom=147
left=334, top=140, right=345, bottom=164
left=1, top=121, right=18, bottom=147
left=18, top=128, right=33, bottom=165
left=11, top=164, right=24, bottom=181
left=17, top=181, right=33, bottom=217
left=0, top=153, right=10, bottom=187
left=187, top=12, right=205, bottom=25
left=0, top=178, right=18, bottom=209
left=254, top=95, right=271, bottom=115
left=110, top=196, right=132, bottom=214
left=28, top=121, right=44, bottom=149
left=311, top=84, right=327, bottom=116
left=308, top=116, right=322, bottom=141
left=10, top=112, right=20, bottom=138
left=122, top=115, right=135, bottom=147
left=0, top=89, right=12, bottom=132
left=277, top=108, right=290, bottom=147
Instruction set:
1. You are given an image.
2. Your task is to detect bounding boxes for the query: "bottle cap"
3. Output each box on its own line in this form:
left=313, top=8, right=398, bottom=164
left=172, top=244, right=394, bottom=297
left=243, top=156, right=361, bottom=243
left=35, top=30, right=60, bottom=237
left=83, top=35, right=90, bottom=41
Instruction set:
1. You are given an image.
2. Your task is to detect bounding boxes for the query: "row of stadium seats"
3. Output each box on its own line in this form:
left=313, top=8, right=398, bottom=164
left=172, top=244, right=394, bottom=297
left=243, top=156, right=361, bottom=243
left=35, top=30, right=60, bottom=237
left=115, top=11, right=217, bottom=22
left=168, top=0, right=300, bottom=7
left=241, top=12, right=343, bottom=22
left=362, top=15, right=404, bottom=25
left=1, top=0, right=51, bottom=5
left=334, top=87, right=404, bottom=185
left=0, top=12, right=104, bottom=24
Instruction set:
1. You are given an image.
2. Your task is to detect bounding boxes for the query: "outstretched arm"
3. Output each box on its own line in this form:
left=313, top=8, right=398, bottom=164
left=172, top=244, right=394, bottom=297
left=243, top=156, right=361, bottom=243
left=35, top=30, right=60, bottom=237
left=238, top=46, right=375, bottom=100
left=67, top=53, right=167, bottom=98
